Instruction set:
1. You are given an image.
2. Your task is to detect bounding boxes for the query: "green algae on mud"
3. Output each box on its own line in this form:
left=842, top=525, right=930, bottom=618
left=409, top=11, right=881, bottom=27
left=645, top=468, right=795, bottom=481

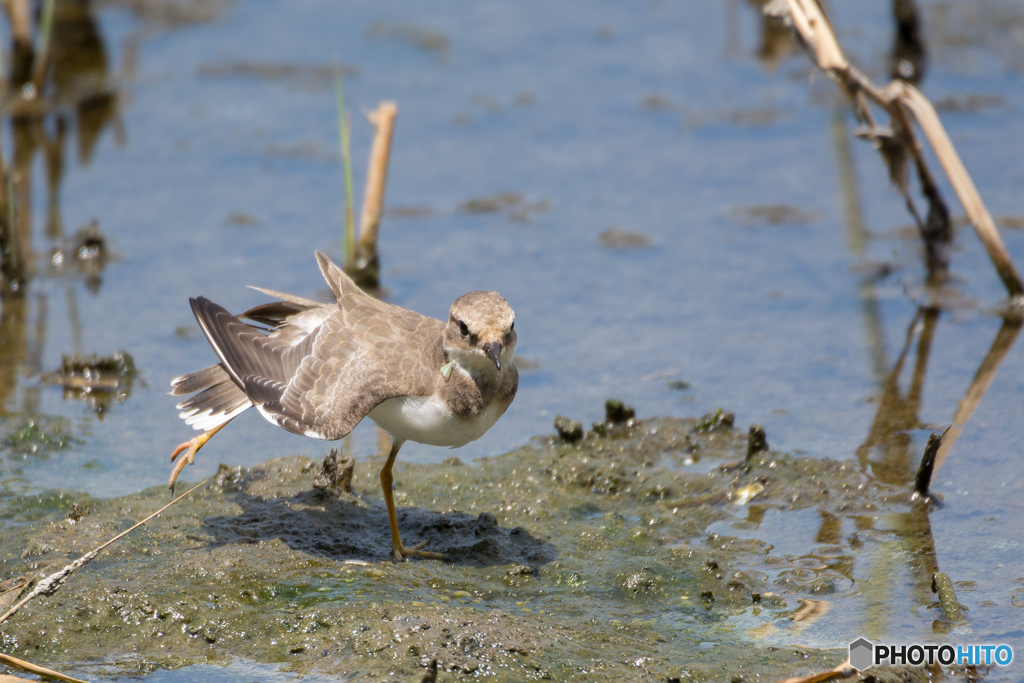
left=0, top=416, right=964, bottom=681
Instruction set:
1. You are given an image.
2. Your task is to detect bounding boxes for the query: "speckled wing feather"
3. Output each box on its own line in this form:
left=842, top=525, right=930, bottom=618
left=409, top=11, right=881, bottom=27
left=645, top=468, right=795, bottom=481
left=270, top=297, right=446, bottom=439
left=186, top=255, right=446, bottom=441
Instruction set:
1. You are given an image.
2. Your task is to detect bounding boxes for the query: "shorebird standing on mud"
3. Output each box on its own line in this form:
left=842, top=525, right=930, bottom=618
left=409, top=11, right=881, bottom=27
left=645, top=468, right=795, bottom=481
left=169, top=252, right=518, bottom=560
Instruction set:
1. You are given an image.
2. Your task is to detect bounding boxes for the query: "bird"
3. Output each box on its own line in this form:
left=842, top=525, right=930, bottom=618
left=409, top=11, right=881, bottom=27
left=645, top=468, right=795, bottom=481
left=168, top=252, right=518, bottom=560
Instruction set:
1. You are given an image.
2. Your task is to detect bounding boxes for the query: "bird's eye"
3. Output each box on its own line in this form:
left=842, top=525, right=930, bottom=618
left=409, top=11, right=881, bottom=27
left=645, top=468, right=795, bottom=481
left=459, top=321, right=469, bottom=336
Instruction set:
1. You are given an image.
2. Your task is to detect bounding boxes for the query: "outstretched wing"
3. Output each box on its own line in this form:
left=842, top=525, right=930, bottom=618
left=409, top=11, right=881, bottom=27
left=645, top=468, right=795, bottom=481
left=190, top=291, right=444, bottom=441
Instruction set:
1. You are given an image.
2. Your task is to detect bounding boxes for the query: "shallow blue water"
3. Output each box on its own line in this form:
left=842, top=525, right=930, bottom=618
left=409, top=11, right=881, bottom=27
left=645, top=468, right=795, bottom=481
left=2, top=0, right=1024, bottom=678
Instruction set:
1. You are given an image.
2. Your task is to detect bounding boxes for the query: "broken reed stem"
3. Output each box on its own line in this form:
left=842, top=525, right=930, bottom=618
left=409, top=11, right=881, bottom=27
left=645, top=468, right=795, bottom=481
left=335, top=65, right=356, bottom=269
left=781, top=0, right=1024, bottom=300
left=913, top=428, right=946, bottom=500
left=357, top=102, right=397, bottom=261
left=31, top=0, right=56, bottom=86
left=6, top=0, right=31, bottom=45
left=771, top=658, right=853, bottom=683
left=0, top=480, right=207, bottom=624
left=0, top=652, right=87, bottom=683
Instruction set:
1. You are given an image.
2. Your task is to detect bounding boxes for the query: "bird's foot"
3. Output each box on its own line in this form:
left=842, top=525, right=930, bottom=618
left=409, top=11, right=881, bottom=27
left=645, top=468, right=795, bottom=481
left=168, top=437, right=202, bottom=492
left=167, top=421, right=233, bottom=492
left=392, top=540, right=446, bottom=562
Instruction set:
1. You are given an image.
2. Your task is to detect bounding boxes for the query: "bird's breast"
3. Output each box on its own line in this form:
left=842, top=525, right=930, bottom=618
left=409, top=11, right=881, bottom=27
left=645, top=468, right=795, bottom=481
left=368, top=394, right=510, bottom=448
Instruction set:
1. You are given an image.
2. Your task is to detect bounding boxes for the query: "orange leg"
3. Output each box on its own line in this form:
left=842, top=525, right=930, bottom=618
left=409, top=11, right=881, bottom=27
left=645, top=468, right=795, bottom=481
left=380, top=440, right=446, bottom=561
left=168, top=419, right=234, bottom=491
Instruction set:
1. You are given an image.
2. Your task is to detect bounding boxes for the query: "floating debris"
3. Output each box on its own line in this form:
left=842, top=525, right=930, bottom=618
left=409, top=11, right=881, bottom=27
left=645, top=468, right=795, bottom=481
left=458, top=193, right=550, bottom=222
left=599, top=228, right=651, bottom=249
left=933, top=93, right=1004, bottom=113
left=226, top=212, right=259, bottom=226
left=932, top=572, right=967, bottom=626
left=50, top=222, right=108, bottom=292
left=48, top=351, right=135, bottom=415
left=196, top=61, right=356, bottom=86
left=730, top=204, right=819, bottom=226
left=386, top=205, right=435, bottom=219
left=639, top=93, right=673, bottom=110
left=998, top=215, right=1024, bottom=230
left=731, top=482, right=765, bottom=506
left=2, top=418, right=81, bottom=455
left=366, top=22, right=450, bottom=54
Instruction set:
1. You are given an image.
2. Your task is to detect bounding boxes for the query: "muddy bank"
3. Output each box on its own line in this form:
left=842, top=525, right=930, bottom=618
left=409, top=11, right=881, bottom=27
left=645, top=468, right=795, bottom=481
left=0, top=414, right=975, bottom=681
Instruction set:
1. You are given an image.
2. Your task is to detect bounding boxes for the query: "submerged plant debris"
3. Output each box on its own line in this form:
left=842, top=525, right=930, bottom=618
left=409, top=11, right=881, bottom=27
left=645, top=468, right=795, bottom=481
left=1, top=418, right=82, bottom=456
left=46, top=351, right=136, bottom=415
left=0, top=415, right=983, bottom=682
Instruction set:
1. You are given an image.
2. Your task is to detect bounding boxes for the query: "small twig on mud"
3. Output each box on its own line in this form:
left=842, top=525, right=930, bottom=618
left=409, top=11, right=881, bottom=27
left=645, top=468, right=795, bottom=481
left=772, top=658, right=854, bottom=683
left=776, top=0, right=1024, bottom=299
left=348, top=101, right=397, bottom=289
left=0, top=480, right=207, bottom=624
left=0, top=651, right=87, bottom=683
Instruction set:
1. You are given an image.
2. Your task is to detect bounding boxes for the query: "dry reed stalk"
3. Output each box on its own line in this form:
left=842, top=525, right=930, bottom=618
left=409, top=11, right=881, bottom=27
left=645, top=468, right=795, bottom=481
left=0, top=480, right=207, bottom=624
left=6, top=0, right=31, bottom=46
left=780, top=0, right=1024, bottom=299
left=772, top=658, right=853, bottom=683
left=0, top=652, right=87, bottom=683
left=356, top=102, right=397, bottom=270
left=896, top=83, right=1023, bottom=295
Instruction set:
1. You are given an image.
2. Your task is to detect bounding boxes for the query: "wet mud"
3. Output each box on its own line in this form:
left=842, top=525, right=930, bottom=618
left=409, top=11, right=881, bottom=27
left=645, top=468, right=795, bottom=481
left=0, top=414, right=981, bottom=681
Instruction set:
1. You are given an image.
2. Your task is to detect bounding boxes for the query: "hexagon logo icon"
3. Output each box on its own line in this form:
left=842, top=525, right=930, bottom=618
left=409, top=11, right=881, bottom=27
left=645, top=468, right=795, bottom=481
left=849, top=638, right=874, bottom=671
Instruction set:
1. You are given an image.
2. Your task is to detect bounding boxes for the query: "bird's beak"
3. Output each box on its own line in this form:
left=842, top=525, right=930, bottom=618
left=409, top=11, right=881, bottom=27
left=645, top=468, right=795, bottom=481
left=485, top=341, right=502, bottom=370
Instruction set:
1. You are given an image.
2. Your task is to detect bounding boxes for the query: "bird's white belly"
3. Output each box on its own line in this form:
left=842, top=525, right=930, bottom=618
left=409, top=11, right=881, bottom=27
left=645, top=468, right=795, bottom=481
left=368, top=395, right=507, bottom=447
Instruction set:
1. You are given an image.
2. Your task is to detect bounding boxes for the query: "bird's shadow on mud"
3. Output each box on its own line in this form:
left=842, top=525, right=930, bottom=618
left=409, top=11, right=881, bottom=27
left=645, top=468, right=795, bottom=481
left=200, top=469, right=557, bottom=567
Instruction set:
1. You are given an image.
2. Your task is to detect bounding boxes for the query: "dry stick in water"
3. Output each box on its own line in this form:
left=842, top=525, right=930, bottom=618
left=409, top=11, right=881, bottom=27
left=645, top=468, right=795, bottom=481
left=913, top=427, right=948, bottom=500
left=896, top=83, right=1023, bottom=297
left=772, top=658, right=853, bottom=683
left=781, top=0, right=1024, bottom=299
left=351, top=101, right=397, bottom=288
left=0, top=480, right=207, bottom=624
left=0, top=652, right=87, bottom=683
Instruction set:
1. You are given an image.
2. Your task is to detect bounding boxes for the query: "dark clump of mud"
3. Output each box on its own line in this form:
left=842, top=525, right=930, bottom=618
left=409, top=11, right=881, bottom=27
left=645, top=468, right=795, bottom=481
left=0, top=414, right=985, bottom=681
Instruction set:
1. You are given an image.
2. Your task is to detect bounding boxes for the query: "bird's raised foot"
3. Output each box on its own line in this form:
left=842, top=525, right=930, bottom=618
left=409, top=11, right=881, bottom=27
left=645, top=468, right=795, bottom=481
left=167, top=420, right=233, bottom=492
left=167, top=437, right=202, bottom=491
left=392, top=540, right=447, bottom=562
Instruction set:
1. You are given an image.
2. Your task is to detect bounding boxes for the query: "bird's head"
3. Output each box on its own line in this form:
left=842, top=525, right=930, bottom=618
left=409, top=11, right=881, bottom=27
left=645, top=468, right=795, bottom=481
left=443, top=291, right=516, bottom=377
